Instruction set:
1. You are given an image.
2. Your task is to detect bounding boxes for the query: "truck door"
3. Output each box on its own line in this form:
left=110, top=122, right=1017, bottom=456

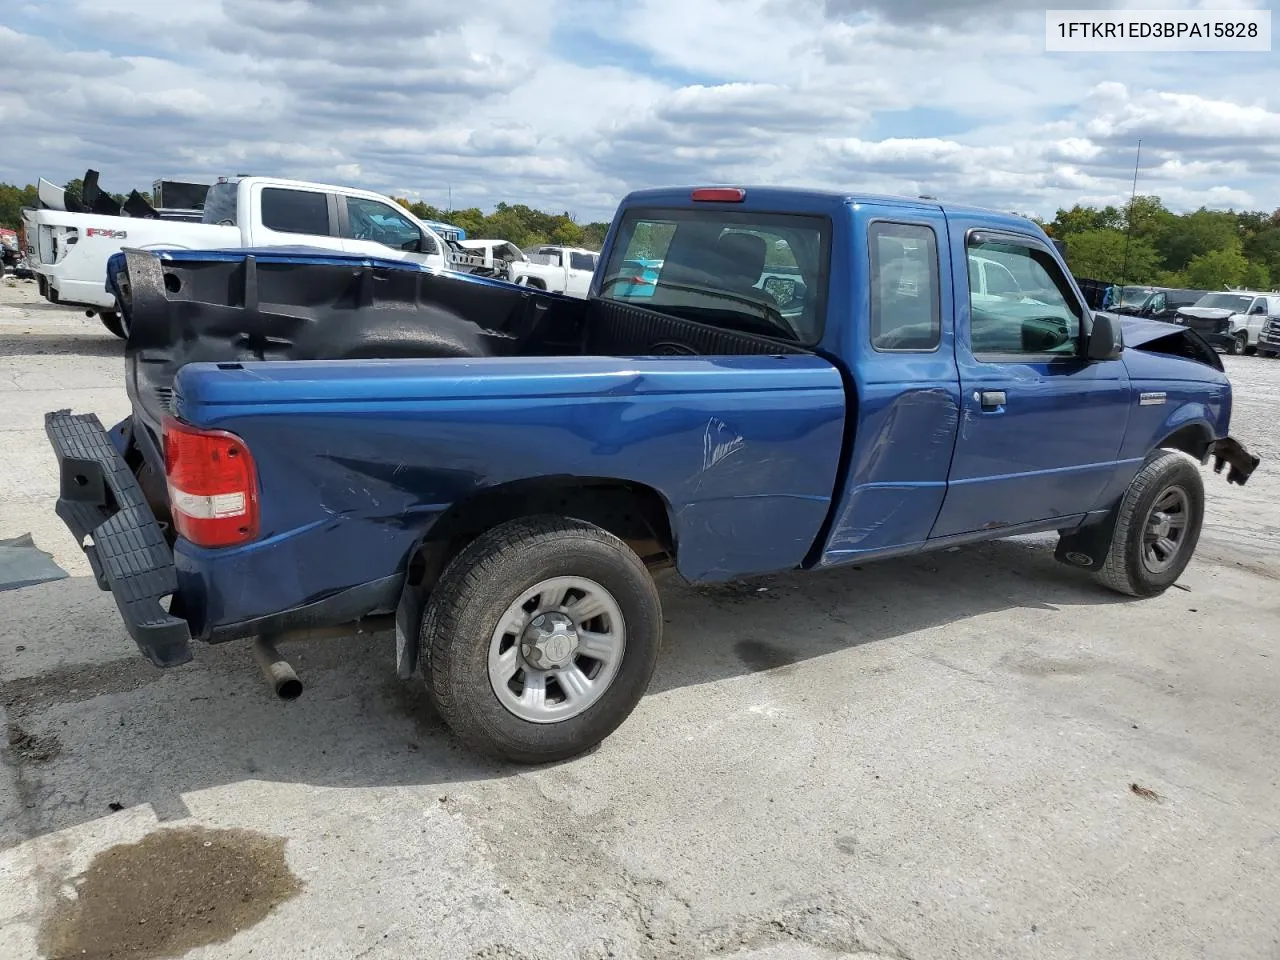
left=929, top=222, right=1130, bottom=538
left=1243, top=296, right=1269, bottom=345
left=567, top=250, right=596, bottom=296
left=817, top=206, right=963, bottom=564
left=337, top=195, right=441, bottom=266
left=250, top=184, right=343, bottom=251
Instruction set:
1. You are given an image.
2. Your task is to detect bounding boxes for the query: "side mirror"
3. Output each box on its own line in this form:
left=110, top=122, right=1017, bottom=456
left=1087, top=312, right=1123, bottom=361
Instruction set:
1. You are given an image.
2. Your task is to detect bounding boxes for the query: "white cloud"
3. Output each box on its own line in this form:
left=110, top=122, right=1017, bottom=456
left=0, top=1, right=1275, bottom=223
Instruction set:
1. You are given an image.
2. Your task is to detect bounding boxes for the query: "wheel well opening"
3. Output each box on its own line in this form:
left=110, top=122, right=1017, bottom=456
left=403, top=477, right=676, bottom=596
left=1159, top=424, right=1213, bottom=461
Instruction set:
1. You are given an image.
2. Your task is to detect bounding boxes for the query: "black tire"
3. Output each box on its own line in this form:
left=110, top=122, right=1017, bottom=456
left=100, top=311, right=126, bottom=340
left=1226, top=332, right=1246, bottom=356
left=1096, top=451, right=1204, bottom=598
left=421, top=515, right=662, bottom=763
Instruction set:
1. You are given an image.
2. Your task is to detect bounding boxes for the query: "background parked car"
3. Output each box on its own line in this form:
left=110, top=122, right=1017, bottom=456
left=1174, top=291, right=1280, bottom=356
left=1110, top=285, right=1207, bottom=322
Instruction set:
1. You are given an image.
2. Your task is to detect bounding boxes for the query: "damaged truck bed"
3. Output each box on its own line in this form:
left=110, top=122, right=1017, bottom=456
left=47, top=186, right=1259, bottom=764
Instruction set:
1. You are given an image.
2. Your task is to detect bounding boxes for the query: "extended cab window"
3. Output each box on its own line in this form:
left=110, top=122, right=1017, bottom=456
left=260, top=188, right=331, bottom=236
left=868, top=221, right=940, bottom=351
left=344, top=197, right=432, bottom=253
left=966, top=235, right=1082, bottom=358
left=201, top=182, right=239, bottom=226
left=599, top=209, right=830, bottom=345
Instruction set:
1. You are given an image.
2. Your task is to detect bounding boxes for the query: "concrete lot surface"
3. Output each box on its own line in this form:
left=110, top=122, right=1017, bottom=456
left=1, top=277, right=1278, bottom=960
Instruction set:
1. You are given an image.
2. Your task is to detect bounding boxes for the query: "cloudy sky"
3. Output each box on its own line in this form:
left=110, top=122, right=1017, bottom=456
left=1, top=0, right=1275, bottom=222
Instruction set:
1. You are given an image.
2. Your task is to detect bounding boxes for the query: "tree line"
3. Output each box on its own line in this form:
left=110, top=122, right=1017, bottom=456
left=1037, top=196, right=1280, bottom=291
left=392, top=198, right=610, bottom=251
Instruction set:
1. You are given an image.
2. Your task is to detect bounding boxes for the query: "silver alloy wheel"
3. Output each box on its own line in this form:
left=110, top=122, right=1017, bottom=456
left=487, top=576, right=626, bottom=724
left=1142, top=485, right=1190, bottom=574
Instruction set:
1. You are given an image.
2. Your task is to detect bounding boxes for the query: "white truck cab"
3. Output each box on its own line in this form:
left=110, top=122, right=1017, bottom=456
left=509, top=245, right=599, bottom=298
left=22, top=175, right=481, bottom=337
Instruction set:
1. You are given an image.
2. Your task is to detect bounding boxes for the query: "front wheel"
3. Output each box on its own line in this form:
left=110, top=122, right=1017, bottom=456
left=1096, top=451, right=1205, bottom=598
left=421, top=515, right=662, bottom=763
left=1226, top=331, right=1247, bottom=355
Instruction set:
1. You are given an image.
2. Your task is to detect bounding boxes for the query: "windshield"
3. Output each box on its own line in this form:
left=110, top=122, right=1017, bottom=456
left=1193, top=293, right=1252, bottom=312
left=598, top=208, right=830, bottom=344
left=1118, top=287, right=1153, bottom=307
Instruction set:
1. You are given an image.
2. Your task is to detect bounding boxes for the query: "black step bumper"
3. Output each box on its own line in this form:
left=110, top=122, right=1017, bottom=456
left=44, top=409, right=192, bottom=667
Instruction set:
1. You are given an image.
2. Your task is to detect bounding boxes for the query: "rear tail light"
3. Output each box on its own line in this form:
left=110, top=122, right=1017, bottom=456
left=162, top=416, right=260, bottom=547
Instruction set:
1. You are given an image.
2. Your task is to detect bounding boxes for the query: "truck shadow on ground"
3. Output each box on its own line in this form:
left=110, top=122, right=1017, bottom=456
left=2, top=535, right=1132, bottom=846
left=0, top=331, right=124, bottom=358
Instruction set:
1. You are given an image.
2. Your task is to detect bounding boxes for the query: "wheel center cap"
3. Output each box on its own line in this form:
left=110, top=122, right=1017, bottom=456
left=522, top=613, right=579, bottom=670
left=1149, top=514, right=1172, bottom=538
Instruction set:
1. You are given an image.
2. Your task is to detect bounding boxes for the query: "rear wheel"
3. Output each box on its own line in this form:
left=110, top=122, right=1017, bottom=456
left=421, top=515, right=662, bottom=763
left=100, top=311, right=126, bottom=340
left=1096, top=451, right=1204, bottom=598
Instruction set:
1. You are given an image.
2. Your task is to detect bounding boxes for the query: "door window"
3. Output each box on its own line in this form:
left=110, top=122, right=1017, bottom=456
left=868, top=221, right=940, bottom=351
left=569, top=251, right=596, bottom=271
left=343, top=196, right=431, bottom=253
left=260, top=188, right=331, bottom=236
left=966, top=235, right=1082, bottom=358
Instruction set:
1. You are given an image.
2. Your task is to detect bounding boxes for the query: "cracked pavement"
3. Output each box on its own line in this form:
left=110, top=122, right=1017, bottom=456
left=2, top=278, right=1279, bottom=959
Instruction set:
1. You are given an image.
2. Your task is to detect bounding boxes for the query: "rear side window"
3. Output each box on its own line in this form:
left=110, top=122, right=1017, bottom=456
left=260, top=188, right=331, bottom=236
left=569, top=251, right=595, bottom=271
left=868, top=221, right=941, bottom=351
left=600, top=208, right=830, bottom=345
left=201, top=183, right=239, bottom=226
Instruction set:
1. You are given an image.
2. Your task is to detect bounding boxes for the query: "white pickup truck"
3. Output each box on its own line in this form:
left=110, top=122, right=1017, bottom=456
left=510, top=245, right=599, bottom=297
left=23, top=175, right=484, bottom=337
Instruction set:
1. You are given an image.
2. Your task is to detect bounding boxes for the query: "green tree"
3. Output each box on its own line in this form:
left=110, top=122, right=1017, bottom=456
left=1050, top=204, right=1122, bottom=238
left=1065, top=228, right=1159, bottom=283
left=1243, top=227, right=1280, bottom=285
left=1123, top=195, right=1175, bottom=249
left=1157, top=208, right=1238, bottom=272
left=1242, top=261, right=1271, bottom=290
left=0, top=182, right=40, bottom=230
left=1184, top=244, right=1249, bottom=289
left=580, top=222, right=610, bottom=249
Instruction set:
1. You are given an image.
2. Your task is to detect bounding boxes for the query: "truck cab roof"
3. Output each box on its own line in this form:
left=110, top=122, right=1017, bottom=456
left=619, top=186, right=1042, bottom=235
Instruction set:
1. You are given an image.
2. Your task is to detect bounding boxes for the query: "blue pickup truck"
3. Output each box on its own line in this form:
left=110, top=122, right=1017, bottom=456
left=46, top=185, right=1259, bottom=763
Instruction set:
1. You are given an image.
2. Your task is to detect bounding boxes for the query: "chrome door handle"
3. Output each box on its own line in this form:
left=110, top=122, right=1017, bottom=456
left=978, top=390, right=1006, bottom=409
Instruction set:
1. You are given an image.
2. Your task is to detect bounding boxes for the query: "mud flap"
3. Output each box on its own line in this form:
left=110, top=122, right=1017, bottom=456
left=394, top=583, right=425, bottom=680
left=1055, top=510, right=1118, bottom=572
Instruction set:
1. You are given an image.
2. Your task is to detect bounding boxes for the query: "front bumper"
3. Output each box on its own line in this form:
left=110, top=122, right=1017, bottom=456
left=1198, top=330, right=1235, bottom=350
left=44, top=409, right=193, bottom=667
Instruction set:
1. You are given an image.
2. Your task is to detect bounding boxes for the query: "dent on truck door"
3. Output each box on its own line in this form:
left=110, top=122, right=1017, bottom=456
left=818, top=207, right=963, bottom=564
left=929, top=226, right=1130, bottom=538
